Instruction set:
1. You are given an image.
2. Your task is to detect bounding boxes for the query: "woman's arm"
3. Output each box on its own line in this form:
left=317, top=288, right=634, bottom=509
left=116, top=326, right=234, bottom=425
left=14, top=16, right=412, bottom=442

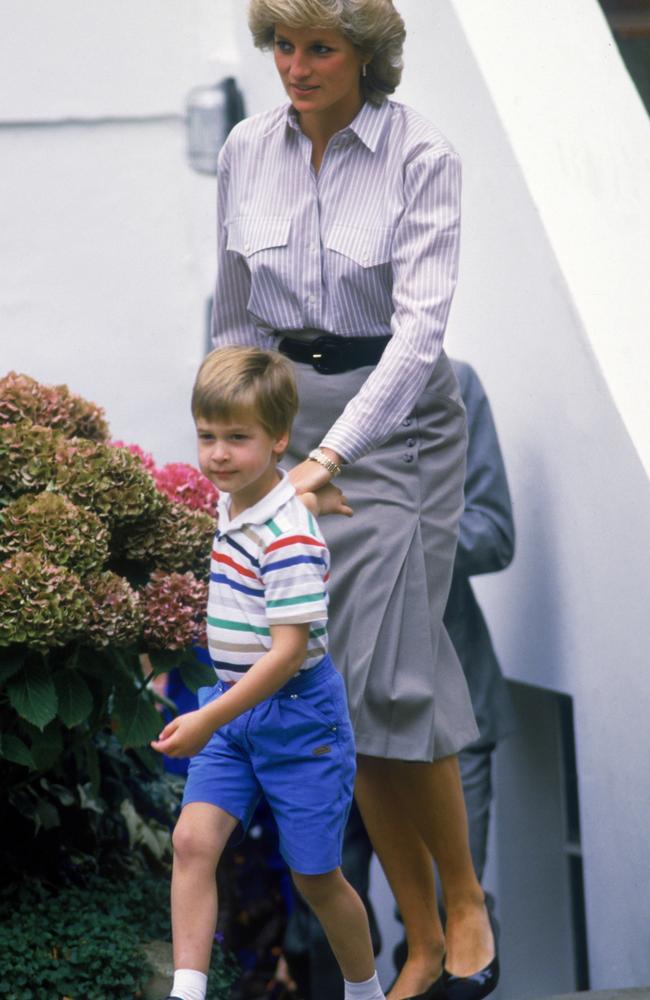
left=211, top=138, right=272, bottom=349
left=320, top=150, right=462, bottom=464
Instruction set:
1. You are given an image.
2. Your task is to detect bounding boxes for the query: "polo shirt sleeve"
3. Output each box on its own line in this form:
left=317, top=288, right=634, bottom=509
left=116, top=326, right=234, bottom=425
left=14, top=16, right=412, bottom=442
left=260, top=529, right=329, bottom=626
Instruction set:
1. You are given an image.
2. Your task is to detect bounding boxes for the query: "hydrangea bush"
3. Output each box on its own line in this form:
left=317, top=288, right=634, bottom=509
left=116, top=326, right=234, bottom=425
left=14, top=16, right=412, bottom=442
left=0, top=372, right=217, bottom=818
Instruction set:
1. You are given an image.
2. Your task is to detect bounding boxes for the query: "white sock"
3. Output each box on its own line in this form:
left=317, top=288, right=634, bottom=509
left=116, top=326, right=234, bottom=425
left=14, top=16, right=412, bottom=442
left=344, top=971, right=385, bottom=1000
left=170, top=968, right=208, bottom=1000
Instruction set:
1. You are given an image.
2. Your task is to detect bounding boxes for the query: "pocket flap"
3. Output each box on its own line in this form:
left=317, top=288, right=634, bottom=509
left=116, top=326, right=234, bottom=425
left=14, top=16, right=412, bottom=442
left=325, top=225, right=393, bottom=267
left=227, top=216, right=292, bottom=257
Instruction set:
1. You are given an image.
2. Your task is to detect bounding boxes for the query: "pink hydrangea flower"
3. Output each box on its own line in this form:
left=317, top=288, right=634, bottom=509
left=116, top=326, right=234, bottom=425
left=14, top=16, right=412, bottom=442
left=154, top=462, right=219, bottom=515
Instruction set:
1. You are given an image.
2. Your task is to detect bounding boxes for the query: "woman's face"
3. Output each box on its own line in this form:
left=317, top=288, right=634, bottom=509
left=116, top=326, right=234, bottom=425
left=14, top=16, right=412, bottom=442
left=273, top=23, right=366, bottom=123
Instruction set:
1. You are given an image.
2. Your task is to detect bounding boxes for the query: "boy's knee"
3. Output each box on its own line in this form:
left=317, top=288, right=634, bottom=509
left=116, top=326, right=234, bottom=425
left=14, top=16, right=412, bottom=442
left=291, top=868, right=342, bottom=908
left=172, top=815, right=221, bottom=866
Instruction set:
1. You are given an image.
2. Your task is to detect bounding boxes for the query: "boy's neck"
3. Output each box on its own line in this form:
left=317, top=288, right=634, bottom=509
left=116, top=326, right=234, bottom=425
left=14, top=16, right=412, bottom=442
left=227, top=467, right=282, bottom=520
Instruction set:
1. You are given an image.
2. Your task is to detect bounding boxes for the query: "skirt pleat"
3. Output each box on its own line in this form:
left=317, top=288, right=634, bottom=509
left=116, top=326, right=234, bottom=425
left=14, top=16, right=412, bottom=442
left=284, top=350, right=479, bottom=762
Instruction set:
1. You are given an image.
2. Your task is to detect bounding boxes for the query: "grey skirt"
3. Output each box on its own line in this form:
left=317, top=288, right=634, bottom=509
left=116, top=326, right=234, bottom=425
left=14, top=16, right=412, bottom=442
left=284, top=350, right=479, bottom=762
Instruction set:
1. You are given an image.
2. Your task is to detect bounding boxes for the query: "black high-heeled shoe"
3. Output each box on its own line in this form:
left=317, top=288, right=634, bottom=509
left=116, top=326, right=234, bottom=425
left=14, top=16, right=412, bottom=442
left=397, top=973, right=447, bottom=1000
left=441, top=954, right=500, bottom=1000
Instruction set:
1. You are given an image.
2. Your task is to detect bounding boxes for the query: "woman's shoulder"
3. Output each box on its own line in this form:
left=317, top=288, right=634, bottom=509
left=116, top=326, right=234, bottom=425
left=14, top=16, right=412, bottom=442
left=385, top=99, right=458, bottom=163
left=224, top=103, right=290, bottom=154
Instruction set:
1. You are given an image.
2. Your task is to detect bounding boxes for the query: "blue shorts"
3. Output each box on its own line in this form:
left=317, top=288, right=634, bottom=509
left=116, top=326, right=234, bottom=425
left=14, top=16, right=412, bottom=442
left=182, top=655, right=356, bottom=875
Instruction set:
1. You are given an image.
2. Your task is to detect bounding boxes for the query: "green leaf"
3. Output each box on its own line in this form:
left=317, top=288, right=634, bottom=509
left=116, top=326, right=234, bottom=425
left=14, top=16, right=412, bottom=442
left=147, top=648, right=182, bottom=675
left=113, top=680, right=163, bottom=748
left=39, top=778, right=75, bottom=807
left=0, top=647, right=26, bottom=685
left=30, top=721, right=63, bottom=771
left=178, top=654, right=216, bottom=693
left=7, top=660, right=57, bottom=730
left=0, top=734, right=35, bottom=769
left=54, top=671, right=93, bottom=728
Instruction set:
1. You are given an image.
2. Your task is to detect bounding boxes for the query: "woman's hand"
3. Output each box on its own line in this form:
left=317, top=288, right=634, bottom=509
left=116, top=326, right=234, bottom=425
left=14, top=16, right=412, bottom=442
left=301, top=483, right=353, bottom=518
left=288, top=448, right=344, bottom=495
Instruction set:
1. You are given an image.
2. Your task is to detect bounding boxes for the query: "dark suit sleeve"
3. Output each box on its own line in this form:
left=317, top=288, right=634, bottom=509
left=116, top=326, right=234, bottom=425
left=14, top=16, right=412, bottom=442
left=452, top=361, right=515, bottom=578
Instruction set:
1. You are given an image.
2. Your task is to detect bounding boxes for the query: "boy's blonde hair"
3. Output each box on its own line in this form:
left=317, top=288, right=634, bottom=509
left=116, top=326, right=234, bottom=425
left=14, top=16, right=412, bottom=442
left=192, top=346, right=299, bottom=439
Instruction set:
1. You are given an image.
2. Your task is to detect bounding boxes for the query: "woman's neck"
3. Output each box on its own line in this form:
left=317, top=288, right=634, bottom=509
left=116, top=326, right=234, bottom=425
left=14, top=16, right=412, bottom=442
left=298, top=94, right=365, bottom=171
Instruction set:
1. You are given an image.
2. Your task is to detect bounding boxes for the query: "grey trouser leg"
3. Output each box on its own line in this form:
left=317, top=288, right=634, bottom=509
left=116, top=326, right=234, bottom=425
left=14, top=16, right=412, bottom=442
left=458, top=745, right=494, bottom=883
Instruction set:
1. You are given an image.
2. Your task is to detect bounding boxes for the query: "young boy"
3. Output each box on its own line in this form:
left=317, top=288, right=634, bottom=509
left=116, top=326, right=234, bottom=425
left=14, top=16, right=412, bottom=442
left=152, top=347, right=385, bottom=1000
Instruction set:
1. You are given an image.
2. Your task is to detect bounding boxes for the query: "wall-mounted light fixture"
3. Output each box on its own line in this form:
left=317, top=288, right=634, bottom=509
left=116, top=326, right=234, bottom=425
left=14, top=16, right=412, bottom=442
left=186, top=77, right=245, bottom=175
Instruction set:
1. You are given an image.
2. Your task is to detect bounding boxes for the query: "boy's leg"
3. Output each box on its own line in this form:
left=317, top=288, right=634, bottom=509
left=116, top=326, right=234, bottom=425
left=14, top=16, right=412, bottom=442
left=170, top=801, right=238, bottom=990
left=291, top=867, right=384, bottom=999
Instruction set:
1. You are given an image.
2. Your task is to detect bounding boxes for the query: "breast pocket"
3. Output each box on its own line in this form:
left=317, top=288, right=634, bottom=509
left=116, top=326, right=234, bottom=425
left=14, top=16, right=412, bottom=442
left=226, top=215, right=294, bottom=324
left=325, top=224, right=394, bottom=268
left=226, top=215, right=292, bottom=259
left=324, top=225, right=394, bottom=333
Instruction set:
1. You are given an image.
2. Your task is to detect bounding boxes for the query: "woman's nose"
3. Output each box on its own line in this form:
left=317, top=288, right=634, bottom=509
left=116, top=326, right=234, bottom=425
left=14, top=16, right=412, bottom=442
left=289, top=49, right=310, bottom=79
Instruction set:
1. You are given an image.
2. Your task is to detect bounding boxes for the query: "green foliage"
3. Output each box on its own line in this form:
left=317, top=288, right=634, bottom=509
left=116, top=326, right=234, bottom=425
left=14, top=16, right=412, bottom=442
left=0, top=871, right=237, bottom=1000
left=0, top=372, right=225, bottom=996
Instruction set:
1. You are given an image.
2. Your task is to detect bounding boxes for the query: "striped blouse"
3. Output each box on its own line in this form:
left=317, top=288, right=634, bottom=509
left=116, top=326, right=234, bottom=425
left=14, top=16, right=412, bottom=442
left=207, top=471, right=330, bottom=682
left=211, top=98, right=462, bottom=464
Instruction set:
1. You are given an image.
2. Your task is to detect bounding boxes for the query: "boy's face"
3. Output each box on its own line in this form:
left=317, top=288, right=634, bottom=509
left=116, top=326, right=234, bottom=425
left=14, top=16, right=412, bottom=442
left=196, top=410, right=288, bottom=516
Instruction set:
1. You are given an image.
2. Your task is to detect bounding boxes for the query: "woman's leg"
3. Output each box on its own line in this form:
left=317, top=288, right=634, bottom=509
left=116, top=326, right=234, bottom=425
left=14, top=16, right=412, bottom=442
left=386, top=755, right=494, bottom=976
left=291, top=868, right=378, bottom=989
left=356, top=756, right=445, bottom=999
left=356, top=754, right=494, bottom=999
left=171, top=801, right=238, bottom=972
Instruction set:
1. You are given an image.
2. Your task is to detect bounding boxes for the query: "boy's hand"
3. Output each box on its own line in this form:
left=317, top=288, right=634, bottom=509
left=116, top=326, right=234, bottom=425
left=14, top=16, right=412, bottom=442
left=301, top=483, right=353, bottom=518
left=150, top=708, right=215, bottom=758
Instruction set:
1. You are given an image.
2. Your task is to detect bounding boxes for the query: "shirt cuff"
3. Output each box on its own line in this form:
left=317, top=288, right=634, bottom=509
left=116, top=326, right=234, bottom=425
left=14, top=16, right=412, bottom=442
left=320, top=421, right=376, bottom=465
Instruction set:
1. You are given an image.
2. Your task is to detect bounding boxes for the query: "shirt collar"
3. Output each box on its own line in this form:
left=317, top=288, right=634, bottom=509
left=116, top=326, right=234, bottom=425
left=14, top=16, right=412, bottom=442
left=281, top=98, right=390, bottom=153
left=217, top=468, right=295, bottom=534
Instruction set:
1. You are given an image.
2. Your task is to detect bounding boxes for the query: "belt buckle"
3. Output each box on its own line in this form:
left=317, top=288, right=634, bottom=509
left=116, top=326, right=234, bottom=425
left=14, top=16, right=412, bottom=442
left=310, top=335, right=347, bottom=374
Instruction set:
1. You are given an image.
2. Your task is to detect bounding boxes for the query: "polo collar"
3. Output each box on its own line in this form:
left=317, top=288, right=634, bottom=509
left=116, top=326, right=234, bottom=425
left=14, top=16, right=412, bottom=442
left=217, top=468, right=295, bottom=533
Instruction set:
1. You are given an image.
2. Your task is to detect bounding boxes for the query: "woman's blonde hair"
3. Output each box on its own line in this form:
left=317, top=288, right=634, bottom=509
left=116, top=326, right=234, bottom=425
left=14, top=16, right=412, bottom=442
left=248, top=0, right=405, bottom=105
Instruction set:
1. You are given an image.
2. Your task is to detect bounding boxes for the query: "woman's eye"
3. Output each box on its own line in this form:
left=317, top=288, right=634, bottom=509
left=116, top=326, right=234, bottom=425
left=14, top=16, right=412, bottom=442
left=275, top=40, right=292, bottom=53
left=313, top=44, right=331, bottom=55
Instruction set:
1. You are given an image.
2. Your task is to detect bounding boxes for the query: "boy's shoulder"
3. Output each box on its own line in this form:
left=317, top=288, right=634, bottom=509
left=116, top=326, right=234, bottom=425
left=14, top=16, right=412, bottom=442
left=258, top=491, right=327, bottom=554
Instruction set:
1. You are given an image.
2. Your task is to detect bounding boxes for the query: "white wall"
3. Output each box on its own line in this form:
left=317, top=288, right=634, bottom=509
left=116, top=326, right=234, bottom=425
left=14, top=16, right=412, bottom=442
left=394, top=0, right=650, bottom=990
left=1, top=0, right=239, bottom=464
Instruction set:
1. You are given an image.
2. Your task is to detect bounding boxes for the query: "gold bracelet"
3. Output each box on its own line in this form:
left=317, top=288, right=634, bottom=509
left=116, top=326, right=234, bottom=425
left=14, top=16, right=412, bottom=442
left=308, top=448, right=342, bottom=478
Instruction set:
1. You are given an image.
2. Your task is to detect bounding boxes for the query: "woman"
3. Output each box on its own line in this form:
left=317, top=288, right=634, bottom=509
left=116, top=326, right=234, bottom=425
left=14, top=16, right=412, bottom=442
left=211, top=3, right=497, bottom=999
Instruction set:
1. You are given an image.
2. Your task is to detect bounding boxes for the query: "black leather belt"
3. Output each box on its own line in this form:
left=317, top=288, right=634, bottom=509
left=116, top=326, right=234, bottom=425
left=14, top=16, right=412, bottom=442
left=276, top=332, right=390, bottom=375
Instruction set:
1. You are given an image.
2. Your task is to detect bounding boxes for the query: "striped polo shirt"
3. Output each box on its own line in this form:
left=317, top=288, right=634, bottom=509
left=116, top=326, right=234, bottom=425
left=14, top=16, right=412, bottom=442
left=206, top=470, right=330, bottom=682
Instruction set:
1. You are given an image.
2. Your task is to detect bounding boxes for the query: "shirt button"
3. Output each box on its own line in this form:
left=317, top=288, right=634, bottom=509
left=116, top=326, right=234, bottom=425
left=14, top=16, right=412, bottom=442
left=403, top=453, right=414, bottom=464
left=402, top=418, right=412, bottom=427
left=406, top=438, right=416, bottom=448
